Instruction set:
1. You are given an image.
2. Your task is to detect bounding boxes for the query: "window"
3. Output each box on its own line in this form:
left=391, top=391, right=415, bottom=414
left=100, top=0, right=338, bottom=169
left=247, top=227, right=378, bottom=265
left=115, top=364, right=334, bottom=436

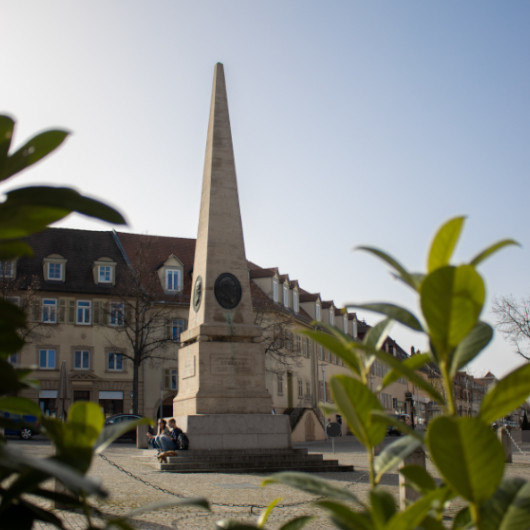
left=76, top=301, right=92, bottom=325
left=277, top=374, right=283, bottom=395
left=108, top=352, right=124, bottom=371
left=343, top=314, right=348, bottom=333
left=98, top=265, right=113, bottom=283
left=306, top=381, right=311, bottom=396
left=272, top=278, right=279, bottom=302
left=293, top=289, right=299, bottom=314
left=43, top=255, right=66, bottom=282
left=74, top=350, right=90, bottom=370
left=42, top=299, right=57, bottom=323
left=0, top=259, right=15, bottom=278
left=164, top=368, right=178, bottom=390
left=315, top=302, right=321, bottom=321
left=283, top=283, right=289, bottom=308
left=171, top=319, right=186, bottom=341
left=48, top=262, right=62, bottom=280
left=329, top=307, right=334, bottom=325
left=109, top=303, right=124, bottom=326
left=39, top=349, right=56, bottom=369
left=165, top=268, right=182, bottom=292
left=298, top=379, right=303, bottom=398
left=93, top=259, right=116, bottom=285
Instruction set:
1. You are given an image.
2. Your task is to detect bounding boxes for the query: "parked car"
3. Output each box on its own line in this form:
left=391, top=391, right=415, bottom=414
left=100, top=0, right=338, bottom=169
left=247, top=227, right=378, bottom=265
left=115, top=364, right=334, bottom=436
left=1, top=411, right=40, bottom=440
left=104, top=413, right=143, bottom=441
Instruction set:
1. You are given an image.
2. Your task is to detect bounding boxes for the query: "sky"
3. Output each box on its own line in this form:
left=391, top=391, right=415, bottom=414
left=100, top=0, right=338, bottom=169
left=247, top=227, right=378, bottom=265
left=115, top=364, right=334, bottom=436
left=2, top=1, right=529, bottom=378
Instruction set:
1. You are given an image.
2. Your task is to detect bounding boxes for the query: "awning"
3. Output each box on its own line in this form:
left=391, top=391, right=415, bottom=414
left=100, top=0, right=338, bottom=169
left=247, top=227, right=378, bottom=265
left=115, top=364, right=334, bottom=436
left=39, top=390, right=58, bottom=398
left=99, top=391, right=123, bottom=400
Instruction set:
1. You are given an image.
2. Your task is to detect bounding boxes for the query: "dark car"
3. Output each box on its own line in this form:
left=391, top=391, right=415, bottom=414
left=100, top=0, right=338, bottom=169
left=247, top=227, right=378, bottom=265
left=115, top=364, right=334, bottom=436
left=387, top=413, right=410, bottom=436
left=1, top=411, right=40, bottom=440
left=104, top=413, right=143, bottom=441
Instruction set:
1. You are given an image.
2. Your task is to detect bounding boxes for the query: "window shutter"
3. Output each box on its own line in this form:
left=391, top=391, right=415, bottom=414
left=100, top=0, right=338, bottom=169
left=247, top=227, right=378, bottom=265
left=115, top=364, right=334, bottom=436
left=67, top=300, right=75, bottom=323
left=32, top=300, right=40, bottom=322
left=58, top=299, right=66, bottom=323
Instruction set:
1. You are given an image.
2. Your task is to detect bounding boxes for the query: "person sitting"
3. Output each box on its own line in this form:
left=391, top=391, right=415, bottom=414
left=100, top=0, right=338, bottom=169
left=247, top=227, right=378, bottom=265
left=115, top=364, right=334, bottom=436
left=146, top=418, right=174, bottom=453
left=168, top=418, right=183, bottom=448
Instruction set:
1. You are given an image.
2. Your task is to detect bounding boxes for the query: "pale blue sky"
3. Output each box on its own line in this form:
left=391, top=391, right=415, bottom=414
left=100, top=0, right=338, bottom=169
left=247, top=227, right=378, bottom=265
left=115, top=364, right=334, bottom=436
left=2, top=1, right=529, bottom=377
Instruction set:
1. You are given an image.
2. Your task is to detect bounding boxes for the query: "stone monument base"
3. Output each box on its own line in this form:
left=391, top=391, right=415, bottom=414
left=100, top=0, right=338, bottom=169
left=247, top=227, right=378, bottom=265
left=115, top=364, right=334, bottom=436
left=173, top=413, right=291, bottom=450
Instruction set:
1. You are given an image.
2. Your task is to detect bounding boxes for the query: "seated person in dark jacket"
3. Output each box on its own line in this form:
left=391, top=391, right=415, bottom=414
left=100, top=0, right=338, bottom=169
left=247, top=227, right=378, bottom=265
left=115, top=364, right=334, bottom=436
left=168, top=418, right=183, bottom=448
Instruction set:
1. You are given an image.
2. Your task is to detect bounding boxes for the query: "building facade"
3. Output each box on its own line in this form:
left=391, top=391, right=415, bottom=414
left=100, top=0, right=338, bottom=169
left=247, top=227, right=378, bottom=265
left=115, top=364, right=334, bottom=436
left=2, top=227, right=495, bottom=440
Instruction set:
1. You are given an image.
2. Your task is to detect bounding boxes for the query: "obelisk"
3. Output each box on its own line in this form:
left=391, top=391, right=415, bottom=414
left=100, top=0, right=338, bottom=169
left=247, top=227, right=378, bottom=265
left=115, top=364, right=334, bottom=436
left=173, top=63, right=291, bottom=450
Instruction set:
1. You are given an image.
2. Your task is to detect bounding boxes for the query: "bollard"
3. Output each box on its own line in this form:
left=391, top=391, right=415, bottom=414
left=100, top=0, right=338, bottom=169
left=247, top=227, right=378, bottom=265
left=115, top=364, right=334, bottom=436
left=137, top=423, right=149, bottom=449
left=498, top=426, right=512, bottom=463
left=399, top=446, right=426, bottom=509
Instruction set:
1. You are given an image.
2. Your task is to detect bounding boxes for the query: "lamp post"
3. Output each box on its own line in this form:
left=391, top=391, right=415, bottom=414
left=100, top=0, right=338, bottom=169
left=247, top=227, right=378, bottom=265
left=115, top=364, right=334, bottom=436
left=320, top=363, right=327, bottom=439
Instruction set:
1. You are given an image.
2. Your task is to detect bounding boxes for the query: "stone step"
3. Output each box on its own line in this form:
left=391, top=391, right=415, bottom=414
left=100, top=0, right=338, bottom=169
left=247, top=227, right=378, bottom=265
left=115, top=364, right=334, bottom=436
left=157, top=449, right=353, bottom=473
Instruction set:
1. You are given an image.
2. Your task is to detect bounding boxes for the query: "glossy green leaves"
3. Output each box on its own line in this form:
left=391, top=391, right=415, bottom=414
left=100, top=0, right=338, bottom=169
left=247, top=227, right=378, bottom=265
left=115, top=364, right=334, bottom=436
left=330, top=375, right=387, bottom=448
left=421, top=265, right=485, bottom=359
left=428, top=416, right=504, bottom=503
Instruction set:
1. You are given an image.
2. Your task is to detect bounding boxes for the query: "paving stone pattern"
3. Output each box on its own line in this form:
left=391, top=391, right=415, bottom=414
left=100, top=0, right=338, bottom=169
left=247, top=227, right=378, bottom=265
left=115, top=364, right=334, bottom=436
left=9, top=436, right=530, bottom=529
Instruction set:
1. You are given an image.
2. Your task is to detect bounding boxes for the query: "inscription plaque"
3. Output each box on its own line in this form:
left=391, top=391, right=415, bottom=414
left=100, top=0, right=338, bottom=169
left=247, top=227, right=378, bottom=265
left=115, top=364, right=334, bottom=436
left=212, top=355, right=252, bottom=375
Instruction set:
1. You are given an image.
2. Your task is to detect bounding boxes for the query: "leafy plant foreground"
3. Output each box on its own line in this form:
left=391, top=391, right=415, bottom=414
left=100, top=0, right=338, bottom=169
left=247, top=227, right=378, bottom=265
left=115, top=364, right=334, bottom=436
left=219, top=217, right=530, bottom=530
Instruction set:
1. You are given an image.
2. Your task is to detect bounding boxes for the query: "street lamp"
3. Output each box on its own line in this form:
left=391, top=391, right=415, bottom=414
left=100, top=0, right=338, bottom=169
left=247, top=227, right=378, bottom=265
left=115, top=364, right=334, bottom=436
left=319, top=363, right=328, bottom=438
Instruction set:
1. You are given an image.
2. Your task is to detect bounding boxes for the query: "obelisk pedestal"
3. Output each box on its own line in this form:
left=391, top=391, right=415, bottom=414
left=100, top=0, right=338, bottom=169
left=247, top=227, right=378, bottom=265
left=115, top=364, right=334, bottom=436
left=173, top=63, right=291, bottom=450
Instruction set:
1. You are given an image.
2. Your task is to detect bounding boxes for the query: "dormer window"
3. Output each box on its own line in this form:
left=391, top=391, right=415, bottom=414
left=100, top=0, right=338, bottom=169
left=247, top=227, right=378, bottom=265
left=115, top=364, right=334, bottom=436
left=272, top=278, right=279, bottom=303
left=0, top=259, right=15, bottom=279
left=158, top=255, right=184, bottom=294
left=43, top=255, right=66, bottom=282
left=93, top=258, right=116, bottom=286
left=315, top=301, right=321, bottom=321
left=293, top=289, right=299, bottom=314
left=166, top=268, right=182, bottom=292
left=283, top=283, right=289, bottom=308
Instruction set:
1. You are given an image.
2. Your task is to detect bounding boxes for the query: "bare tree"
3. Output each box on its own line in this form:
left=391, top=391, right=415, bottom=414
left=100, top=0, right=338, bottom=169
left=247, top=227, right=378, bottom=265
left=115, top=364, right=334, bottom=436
left=492, top=296, right=530, bottom=361
left=100, top=245, right=179, bottom=414
left=254, top=310, right=305, bottom=373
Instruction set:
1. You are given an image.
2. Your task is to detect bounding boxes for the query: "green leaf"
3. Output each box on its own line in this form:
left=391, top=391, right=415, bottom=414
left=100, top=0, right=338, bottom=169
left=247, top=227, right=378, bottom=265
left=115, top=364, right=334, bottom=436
left=116, top=498, right=210, bottom=519
left=0, top=129, right=69, bottom=182
left=387, top=488, right=451, bottom=530
left=480, top=477, right=530, bottom=530
left=374, top=435, right=422, bottom=482
left=330, top=375, right=386, bottom=449
left=4, top=186, right=126, bottom=228
left=0, top=444, right=106, bottom=498
left=382, top=352, right=431, bottom=389
left=314, top=500, right=372, bottom=530
left=65, top=401, right=105, bottom=448
left=399, top=464, right=437, bottom=493
left=95, top=417, right=154, bottom=453
left=347, top=303, right=424, bottom=332
left=0, top=396, right=42, bottom=416
left=262, top=471, right=360, bottom=503
left=364, top=318, right=394, bottom=352
left=373, top=350, right=444, bottom=404
left=469, top=239, right=520, bottom=267
left=369, top=488, right=397, bottom=526
left=356, top=246, right=419, bottom=290
left=0, top=115, right=14, bottom=166
left=299, top=327, right=363, bottom=377
left=449, top=321, right=493, bottom=376
left=427, top=216, right=465, bottom=272
left=421, top=265, right=485, bottom=358
left=257, top=497, right=282, bottom=527
left=278, top=516, right=316, bottom=530
left=0, top=239, right=33, bottom=259
left=427, top=416, right=504, bottom=503
left=479, top=364, right=530, bottom=425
